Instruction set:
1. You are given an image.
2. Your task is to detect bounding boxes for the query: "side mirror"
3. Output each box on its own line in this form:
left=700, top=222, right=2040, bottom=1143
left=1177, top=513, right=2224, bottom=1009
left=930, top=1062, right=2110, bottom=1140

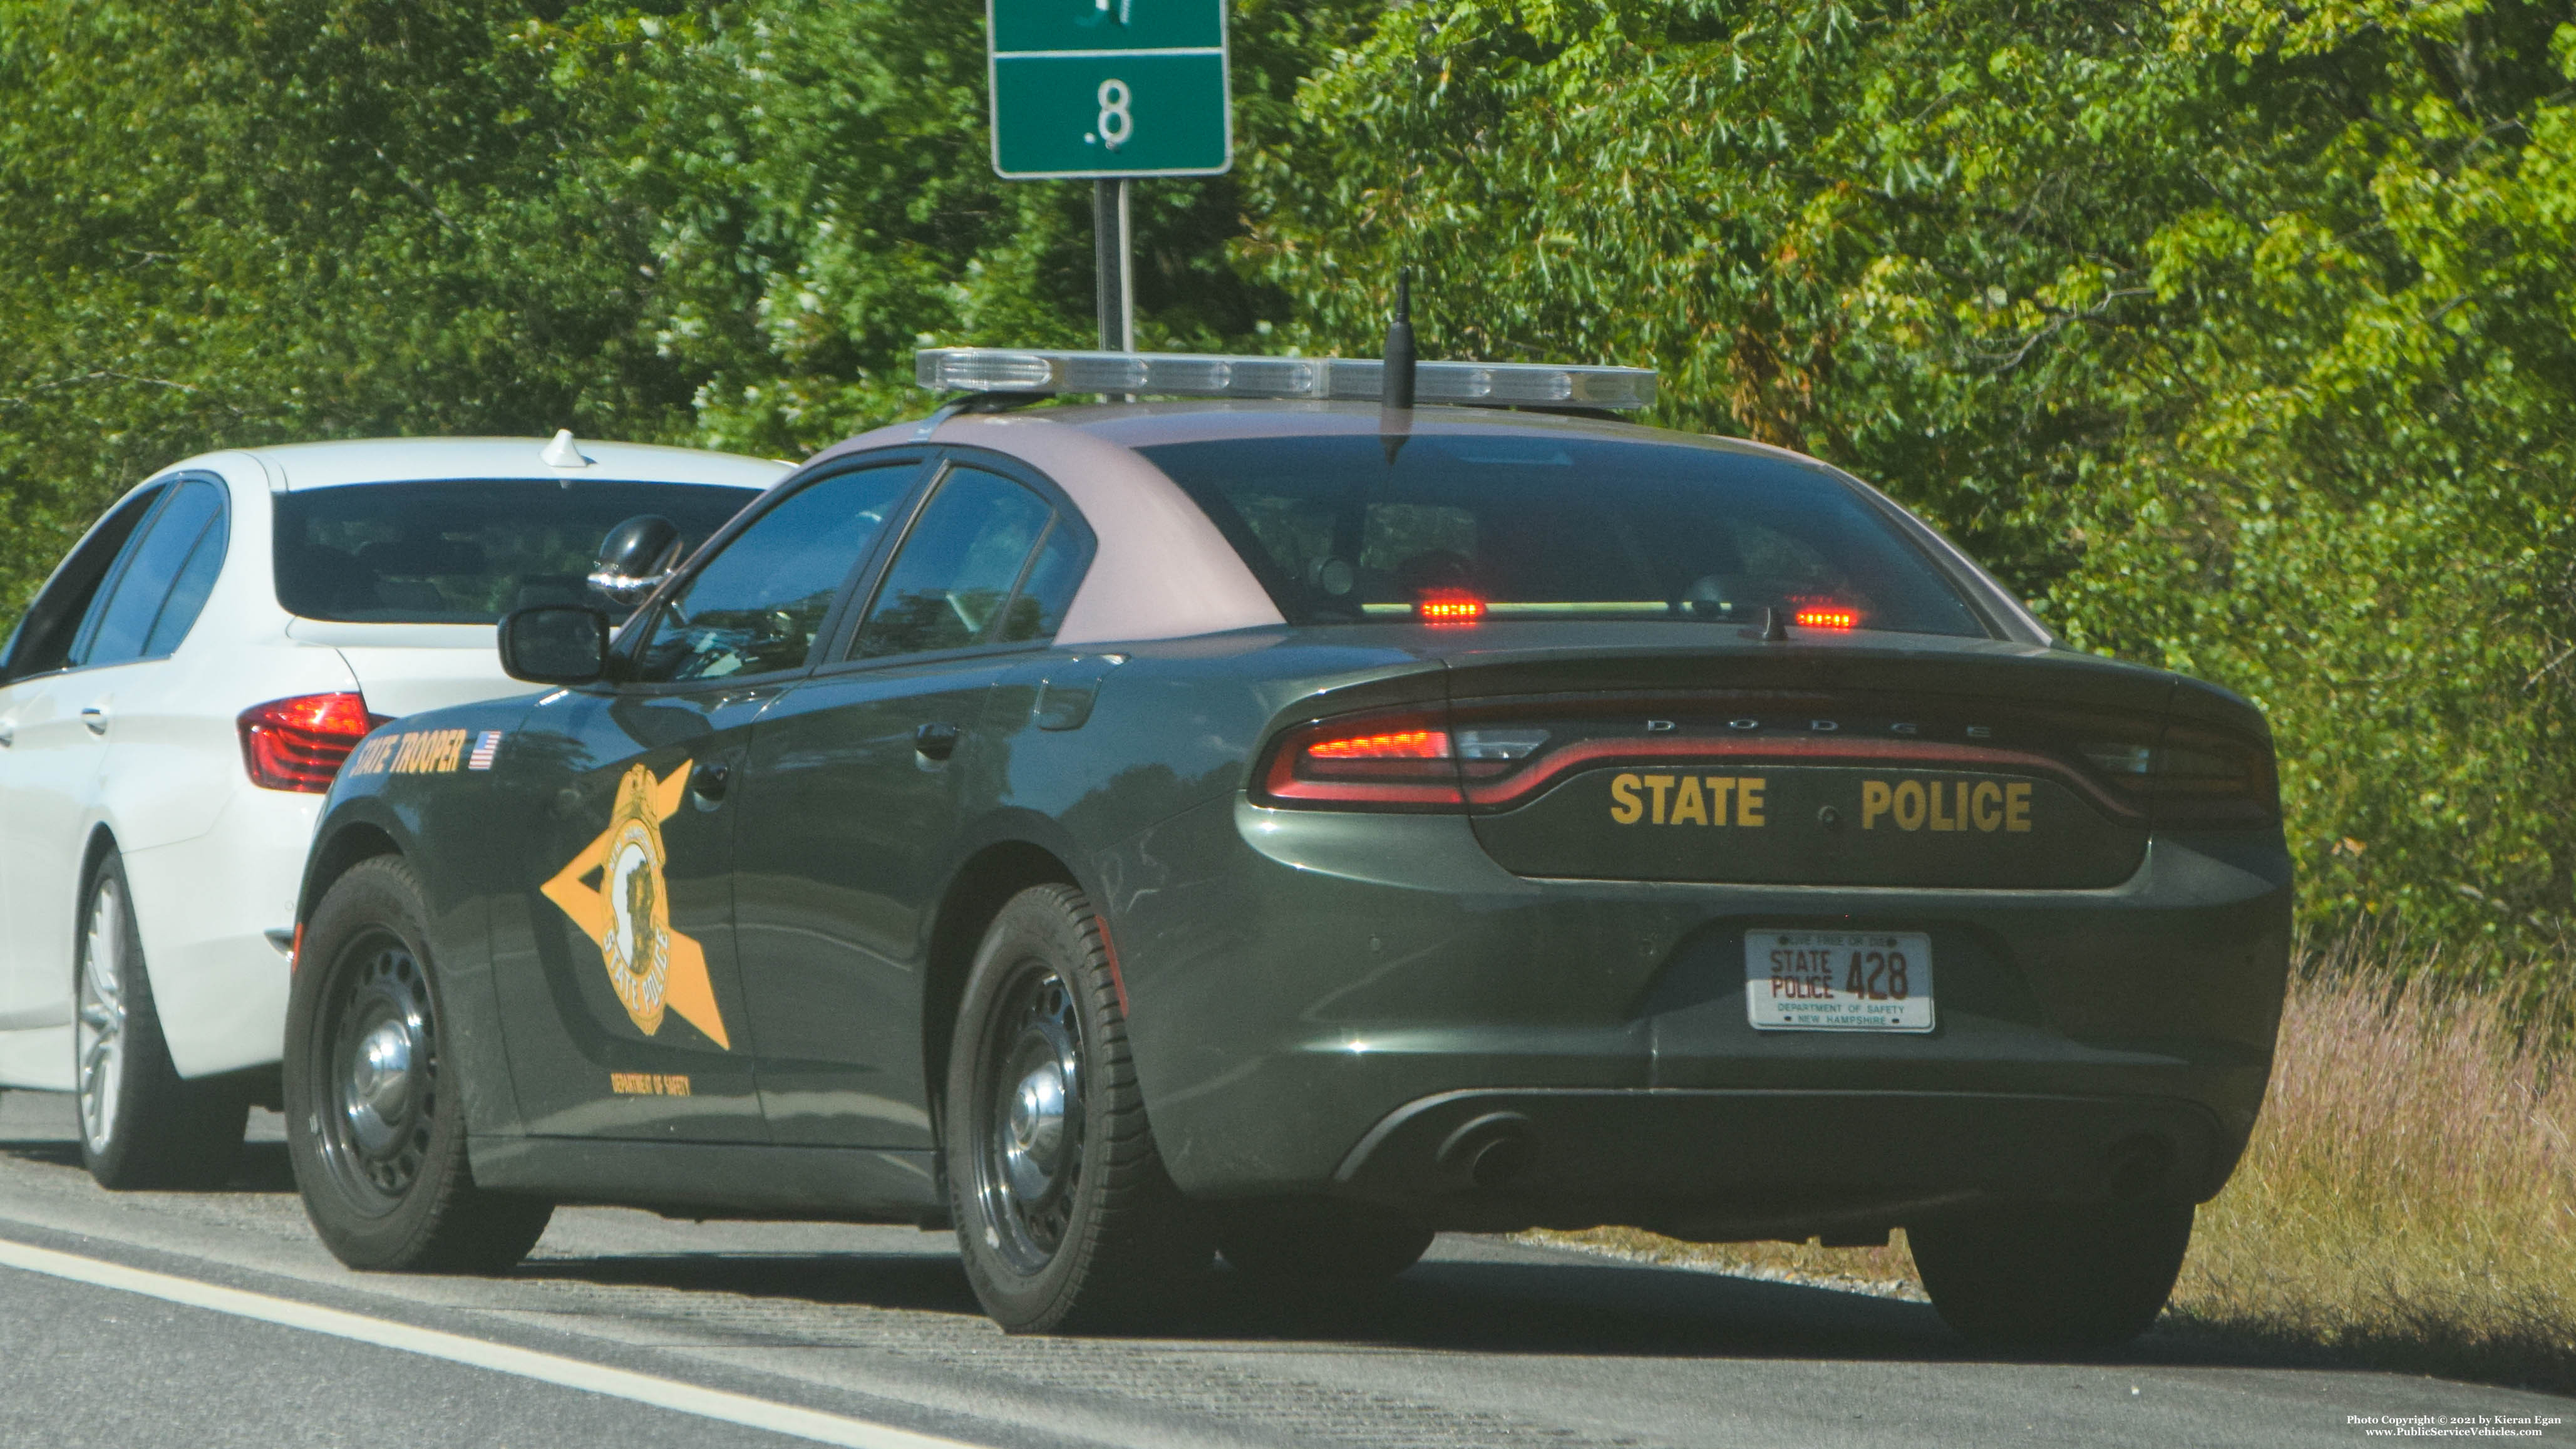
left=498, top=606, right=611, bottom=685
left=587, top=514, right=683, bottom=611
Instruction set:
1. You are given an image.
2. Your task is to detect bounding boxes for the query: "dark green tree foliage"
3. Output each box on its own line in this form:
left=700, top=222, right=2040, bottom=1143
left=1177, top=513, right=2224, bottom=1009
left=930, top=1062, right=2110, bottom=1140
left=1, top=0, right=2568, bottom=950
left=0, top=3, right=706, bottom=601
left=1245, top=0, right=2576, bottom=951
left=0, top=0, right=1371, bottom=587
left=534, top=0, right=1366, bottom=456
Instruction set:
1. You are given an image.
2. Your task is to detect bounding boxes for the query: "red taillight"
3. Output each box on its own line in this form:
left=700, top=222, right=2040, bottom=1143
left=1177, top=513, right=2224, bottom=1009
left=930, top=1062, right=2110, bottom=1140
left=1259, top=711, right=1465, bottom=809
left=237, top=693, right=390, bottom=793
left=1416, top=592, right=1485, bottom=625
left=1306, top=728, right=1451, bottom=761
left=1793, top=605, right=1858, bottom=630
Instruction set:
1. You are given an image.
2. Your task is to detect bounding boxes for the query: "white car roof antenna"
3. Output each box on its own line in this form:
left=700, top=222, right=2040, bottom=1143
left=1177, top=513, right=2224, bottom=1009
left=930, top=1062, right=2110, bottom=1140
left=540, top=428, right=595, bottom=472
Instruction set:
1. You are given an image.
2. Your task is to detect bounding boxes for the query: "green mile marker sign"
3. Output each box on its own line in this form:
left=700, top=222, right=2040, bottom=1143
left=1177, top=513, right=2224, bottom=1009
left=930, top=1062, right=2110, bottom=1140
left=987, top=0, right=1232, bottom=179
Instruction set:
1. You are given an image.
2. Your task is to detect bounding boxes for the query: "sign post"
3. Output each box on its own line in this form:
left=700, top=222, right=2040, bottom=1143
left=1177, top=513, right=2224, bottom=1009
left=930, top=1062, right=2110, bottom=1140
left=1092, top=179, right=1133, bottom=352
left=989, top=0, right=1232, bottom=351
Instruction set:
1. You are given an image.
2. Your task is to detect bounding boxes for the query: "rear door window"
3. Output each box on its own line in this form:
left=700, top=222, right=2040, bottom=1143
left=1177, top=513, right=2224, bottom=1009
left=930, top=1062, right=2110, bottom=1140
left=1140, top=434, right=1987, bottom=637
left=142, top=508, right=227, bottom=657
left=846, top=468, right=1071, bottom=660
left=1, top=484, right=167, bottom=680
left=996, top=518, right=1087, bottom=645
left=73, top=479, right=225, bottom=668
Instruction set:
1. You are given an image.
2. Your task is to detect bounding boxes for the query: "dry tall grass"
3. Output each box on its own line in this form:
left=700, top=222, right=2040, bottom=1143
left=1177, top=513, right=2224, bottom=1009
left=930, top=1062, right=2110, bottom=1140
left=1532, top=943, right=2576, bottom=1390
left=2165, top=951, right=2576, bottom=1388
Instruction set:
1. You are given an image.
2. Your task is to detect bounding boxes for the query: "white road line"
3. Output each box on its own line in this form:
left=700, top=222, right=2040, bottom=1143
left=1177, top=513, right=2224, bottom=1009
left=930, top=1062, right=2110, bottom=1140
left=0, top=1237, right=984, bottom=1449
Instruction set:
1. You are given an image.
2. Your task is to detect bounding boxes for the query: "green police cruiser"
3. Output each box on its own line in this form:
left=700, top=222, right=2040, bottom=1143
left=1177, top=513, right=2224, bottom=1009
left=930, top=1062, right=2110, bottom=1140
left=282, top=335, right=2290, bottom=1343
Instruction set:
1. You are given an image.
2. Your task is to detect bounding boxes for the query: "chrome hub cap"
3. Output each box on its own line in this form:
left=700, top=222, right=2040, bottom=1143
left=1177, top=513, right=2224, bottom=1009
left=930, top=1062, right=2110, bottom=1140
left=314, top=935, right=438, bottom=1210
left=75, top=879, right=129, bottom=1157
left=978, top=965, right=1085, bottom=1274
left=343, top=1018, right=418, bottom=1154
left=1003, top=1058, right=1069, bottom=1199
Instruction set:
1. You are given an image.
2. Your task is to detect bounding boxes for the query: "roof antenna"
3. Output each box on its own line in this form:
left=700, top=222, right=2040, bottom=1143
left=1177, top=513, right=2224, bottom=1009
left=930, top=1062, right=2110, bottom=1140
left=1379, top=271, right=1416, bottom=465
left=1382, top=270, right=1416, bottom=414
left=540, top=428, right=594, bottom=470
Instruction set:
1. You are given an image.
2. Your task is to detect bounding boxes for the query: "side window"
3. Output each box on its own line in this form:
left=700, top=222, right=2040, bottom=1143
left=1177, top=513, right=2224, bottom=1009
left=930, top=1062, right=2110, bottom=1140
left=847, top=468, right=1056, bottom=661
left=631, top=466, right=914, bottom=685
left=1, top=485, right=166, bottom=681
left=143, top=502, right=229, bottom=657
left=74, top=480, right=226, bottom=668
left=994, top=519, right=1087, bottom=644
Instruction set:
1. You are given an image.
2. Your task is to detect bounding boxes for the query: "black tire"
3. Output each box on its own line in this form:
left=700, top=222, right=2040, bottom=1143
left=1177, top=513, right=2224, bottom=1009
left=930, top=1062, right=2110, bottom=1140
left=1909, top=1200, right=2194, bottom=1350
left=285, top=857, right=552, bottom=1273
left=75, top=852, right=248, bottom=1190
left=946, top=884, right=1211, bottom=1333
left=1217, top=1199, right=1435, bottom=1289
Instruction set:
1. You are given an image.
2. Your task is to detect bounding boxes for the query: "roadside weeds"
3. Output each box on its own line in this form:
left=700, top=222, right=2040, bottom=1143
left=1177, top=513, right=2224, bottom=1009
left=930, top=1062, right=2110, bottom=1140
left=2167, top=948, right=2576, bottom=1393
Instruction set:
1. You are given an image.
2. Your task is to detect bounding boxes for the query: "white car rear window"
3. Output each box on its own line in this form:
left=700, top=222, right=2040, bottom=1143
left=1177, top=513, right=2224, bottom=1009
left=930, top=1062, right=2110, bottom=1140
left=274, top=479, right=755, bottom=624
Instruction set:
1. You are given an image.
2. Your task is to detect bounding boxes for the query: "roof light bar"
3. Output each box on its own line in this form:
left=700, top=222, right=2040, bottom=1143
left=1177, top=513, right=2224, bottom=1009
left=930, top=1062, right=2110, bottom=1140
left=915, top=348, right=1657, bottom=411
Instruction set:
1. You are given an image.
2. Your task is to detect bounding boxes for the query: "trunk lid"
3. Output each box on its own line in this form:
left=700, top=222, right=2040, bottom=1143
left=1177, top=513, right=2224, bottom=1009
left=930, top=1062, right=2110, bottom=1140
left=284, top=618, right=525, bottom=718
left=1430, top=629, right=2180, bottom=889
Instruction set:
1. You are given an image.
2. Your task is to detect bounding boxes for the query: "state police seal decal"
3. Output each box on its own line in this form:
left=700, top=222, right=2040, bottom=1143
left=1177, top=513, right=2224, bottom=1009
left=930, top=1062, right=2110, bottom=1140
left=539, top=762, right=731, bottom=1048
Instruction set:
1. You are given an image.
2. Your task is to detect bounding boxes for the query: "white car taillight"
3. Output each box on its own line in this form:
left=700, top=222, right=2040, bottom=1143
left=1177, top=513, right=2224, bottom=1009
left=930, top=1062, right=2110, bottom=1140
left=237, top=693, right=389, bottom=793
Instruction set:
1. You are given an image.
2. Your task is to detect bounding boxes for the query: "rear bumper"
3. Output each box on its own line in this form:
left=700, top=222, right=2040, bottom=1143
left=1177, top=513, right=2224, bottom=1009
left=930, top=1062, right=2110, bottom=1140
left=1331, top=1087, right=2230, bottom=1237
left=124, top=783, right=317, bottom=1078
left=1101, top=796, right=2291, bottom=1230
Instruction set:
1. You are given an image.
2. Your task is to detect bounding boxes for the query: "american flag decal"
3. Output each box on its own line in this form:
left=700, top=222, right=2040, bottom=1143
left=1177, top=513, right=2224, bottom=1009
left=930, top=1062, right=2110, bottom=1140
left=466, top=731, right=504, bottom=771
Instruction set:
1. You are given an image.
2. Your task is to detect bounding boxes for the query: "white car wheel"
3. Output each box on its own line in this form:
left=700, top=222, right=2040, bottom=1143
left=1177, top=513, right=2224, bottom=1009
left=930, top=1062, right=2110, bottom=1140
left=71, top=853, right=248, bottom=1189
left=74, top=875, right=130, bottom=1157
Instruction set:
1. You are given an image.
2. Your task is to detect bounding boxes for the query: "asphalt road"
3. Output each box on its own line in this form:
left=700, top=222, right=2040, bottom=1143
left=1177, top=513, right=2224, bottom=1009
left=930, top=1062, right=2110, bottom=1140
left=0, top=1092, right=2559, bottom=1449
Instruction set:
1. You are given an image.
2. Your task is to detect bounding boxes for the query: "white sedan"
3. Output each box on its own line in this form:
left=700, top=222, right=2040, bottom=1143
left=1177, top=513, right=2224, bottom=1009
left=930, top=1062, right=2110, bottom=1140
left=0, top=435, right=784, bottom=1187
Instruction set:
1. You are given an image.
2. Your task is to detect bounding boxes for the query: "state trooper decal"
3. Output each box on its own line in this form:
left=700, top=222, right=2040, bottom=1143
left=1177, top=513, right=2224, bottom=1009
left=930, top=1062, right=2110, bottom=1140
left=539, top=763, right=732, bottom=1048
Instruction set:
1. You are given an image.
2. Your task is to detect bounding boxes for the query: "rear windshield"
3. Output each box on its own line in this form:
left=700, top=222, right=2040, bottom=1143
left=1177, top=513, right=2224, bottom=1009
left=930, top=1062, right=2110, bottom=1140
left=274, top=480, right=758, bottom=624
left=1138, top=434, right=1988, bottom=636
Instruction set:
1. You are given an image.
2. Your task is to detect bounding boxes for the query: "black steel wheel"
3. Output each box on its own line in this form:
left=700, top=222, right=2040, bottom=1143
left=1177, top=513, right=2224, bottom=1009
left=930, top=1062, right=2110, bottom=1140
left=976, top=961, right=1088, bottom=1276
left=947, top=884, right=1209, bottom=1333
left=286, top=857, right=552, bottom=1273
left=312, top=931, right=439, bottom=1213
left=73, top=852, right=248, bottom=1190
left=1909, top=1200, right=2194, bottom=1351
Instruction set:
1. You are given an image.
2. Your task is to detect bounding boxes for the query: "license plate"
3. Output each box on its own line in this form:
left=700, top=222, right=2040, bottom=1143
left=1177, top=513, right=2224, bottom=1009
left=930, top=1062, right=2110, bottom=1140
left=1745, top=931, right=1935, bottom=1032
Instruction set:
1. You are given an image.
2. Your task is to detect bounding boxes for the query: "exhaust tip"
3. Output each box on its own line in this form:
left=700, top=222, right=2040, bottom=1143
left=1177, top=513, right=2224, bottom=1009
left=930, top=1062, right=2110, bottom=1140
left=1436, top=1112, right=1534, bottom=1191
left=1467, top=1133, right=1530, bottom=1190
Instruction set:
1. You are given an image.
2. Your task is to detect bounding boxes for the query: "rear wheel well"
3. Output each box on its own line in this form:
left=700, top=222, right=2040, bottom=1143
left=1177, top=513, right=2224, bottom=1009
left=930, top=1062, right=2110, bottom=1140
left=73, top=827, right=120, bottom=982
left=299, top=823, right=401, bottom=926
left=922, top=842, right=1079, bottom=1142
left=80, top=827, right=118, bottom=894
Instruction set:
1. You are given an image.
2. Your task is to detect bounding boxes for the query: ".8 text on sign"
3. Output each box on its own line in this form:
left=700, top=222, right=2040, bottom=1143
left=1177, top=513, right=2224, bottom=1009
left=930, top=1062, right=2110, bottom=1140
left=986, top=0, right=1231, bottom=179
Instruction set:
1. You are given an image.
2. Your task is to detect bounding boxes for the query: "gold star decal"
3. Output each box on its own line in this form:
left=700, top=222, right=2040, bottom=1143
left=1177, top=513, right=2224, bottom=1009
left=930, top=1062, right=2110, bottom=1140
left=539, top=763, right=730, bottom=1049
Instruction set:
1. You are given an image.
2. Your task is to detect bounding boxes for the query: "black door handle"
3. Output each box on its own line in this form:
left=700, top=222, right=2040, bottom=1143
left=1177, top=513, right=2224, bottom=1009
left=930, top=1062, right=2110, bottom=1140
left=689, top=758, right=732, bottom=801
left=914, top=721, right=961, bottom=761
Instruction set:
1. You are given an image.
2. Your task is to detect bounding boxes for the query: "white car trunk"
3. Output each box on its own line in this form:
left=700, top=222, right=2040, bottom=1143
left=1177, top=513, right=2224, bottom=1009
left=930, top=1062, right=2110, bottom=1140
left=284, top=618, right=531, bottom=719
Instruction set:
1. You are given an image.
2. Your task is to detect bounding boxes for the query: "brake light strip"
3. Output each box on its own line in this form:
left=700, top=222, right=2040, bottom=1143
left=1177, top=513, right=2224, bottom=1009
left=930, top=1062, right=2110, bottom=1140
left=1456, top=735, right=2145, bottom=818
